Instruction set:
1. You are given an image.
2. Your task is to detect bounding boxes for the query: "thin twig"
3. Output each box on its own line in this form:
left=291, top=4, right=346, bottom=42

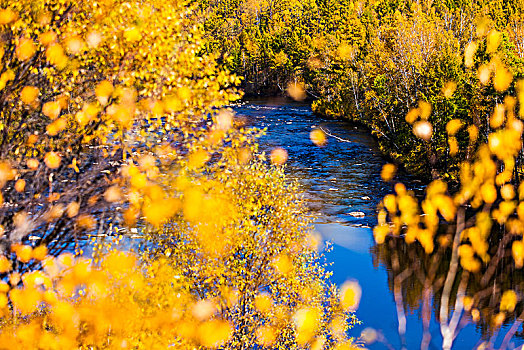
left=318, top=126, right=353, bottom=143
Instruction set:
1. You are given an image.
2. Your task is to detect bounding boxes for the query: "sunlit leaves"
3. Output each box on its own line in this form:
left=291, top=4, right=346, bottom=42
left=256, top=325, right=277, bottom=346
left=446, top=119, right=463, bottom=136
left=143, top=198, right=181, bottom=227
left=76, top=214, right=95, bottom=230
left=458, top=244, right=481, bottom=272
left=287, top=82, right=307, bottom=101
left=103, top=186, right=122, bottom=203
left=340, top=280, right=361, bottom=312
left=187, top=150, right=210, bottom=170
left=0, top=162, right=16, bottom=188
left=47, top=118, right=67, bottom=136
left=500, top=290, right=517, bottom=313
left=215, top=110, right=233, bottom=131
left=270, top=147, right=288, bottom=165
left=198, top=320, right=232, bottom=348
left=26, top=159, right=39, bottom=170
left=310, top=128, right=327, bottom=147
left=0, top=256, right=10, bottom=273
left=0, top=8, right=17, bottom=25
left=254, top=293, right=273, bottom=313
left=405, top=108, right=419, bottom=124
left=493, top=64, right=513, bottom=92
left=273, top=253, right=293, bottom=275
left=65, top=36, right=84, bottom=55
left=412, top=121, right=433, bottom=141
left=95, top=80, right=114, bottom=106
left=486, top=30, right=501, bottom=53
left=464, top=41, right=478, bottom=68
left=0, top=1, right=358, bottom=348
left=32, top=246, right=48, bottom=261
left=293, top=307, right=320, bottom=344
left=372, top=29, right=524, bottom=338
left=418, top=101, right=432, bottom=120
left=39, top=31, right=57, bottom=46
left=124, top=27, right=142, bottom=42
left=14, top=244, right=32, bottom=263
left=42, top=101, right=61, bottom=120
left=442, top=81, right=457, bottom=98
left=44, top=152, right=61, bottom=169
left=86, top=30, right=102, bottom=48
left=478, top=65, right=491, bottom=86
left=511, top=240, right=524, bottom=269
left=108, top=103, right=134, bottom=129
left=46, top=43, right=67, bottom=69
left=448, top=137, right=458, bottom=156
left=0, top=70, right=14, bottom=91
left=0, top=247, right=237, bottom=347
left=20, top=86, right=39, bottom=105
left=15, top=38, right=36, bottom=61
left=9, top=287, right=41, bottom=315
left=381, top=163, right=396, bottom=182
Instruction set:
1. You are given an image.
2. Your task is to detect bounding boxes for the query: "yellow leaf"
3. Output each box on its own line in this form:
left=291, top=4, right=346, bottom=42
left=442, top=81, right=457, bottom=98
left=293, top=307, right=320, bottom=345
left=39, top=31, right=57, bottom=46
left=44, top=152, right=61, bottom=169
left=20, top=86, right=39, bottom=105
left=413, top=121, right=433, bottom=140
left=494, top=65, right=513, bottom=92
left=0, top=256, right=11, bottom=273
left=124, top=27, right=142, bottom=42
left=46, top=43, right=67, bottom=68
left=500, top=290, right=517, bottom=313
left=464, top=41, right=478, bottom=68
left=0, top=8, right=17, bottom=25
left=198, top=320, right=232, bottom=348
left=287, top=82, right=306, bottom=101
left=310, top=128, right=327, bottom=147
left=46, top=117, right=67, bottom=136
left=95, top=80, right=114, bottom=106
left=381, top=163, right=396, bottom=182
left=16, top=38, right=36, bottom=61
left=486, top=30, right=501, bottom=53
left=340, top=280, right=361, bottom=311
left=42, top=101, right=61, bottom=120
left=270, top=147, right=288, bottom=165
left=446, top=119, right=464, bottom=135
left=254, top=293, right=273, bottom=313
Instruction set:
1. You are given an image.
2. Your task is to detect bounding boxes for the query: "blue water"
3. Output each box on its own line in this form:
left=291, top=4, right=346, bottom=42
left=236, top=98, right=523, bottom=350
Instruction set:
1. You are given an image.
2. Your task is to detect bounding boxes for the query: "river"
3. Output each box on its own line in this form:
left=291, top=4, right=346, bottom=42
left=235, top=99, right=524, bottom=350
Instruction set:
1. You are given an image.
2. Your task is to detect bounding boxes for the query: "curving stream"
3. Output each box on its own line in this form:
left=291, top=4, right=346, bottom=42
left=235, top=99, right=524, bottom=350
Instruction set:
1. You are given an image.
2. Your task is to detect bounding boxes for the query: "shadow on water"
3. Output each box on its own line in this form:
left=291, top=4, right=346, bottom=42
left=235, top=98, right=524, bottom=350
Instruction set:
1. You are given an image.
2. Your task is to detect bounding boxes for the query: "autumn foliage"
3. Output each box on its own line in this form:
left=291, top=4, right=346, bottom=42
left=374, top=34, right=524, bottom=349
left=203, top=0, right=524, bottom=179
left=0, top=0, right=360, bottom=349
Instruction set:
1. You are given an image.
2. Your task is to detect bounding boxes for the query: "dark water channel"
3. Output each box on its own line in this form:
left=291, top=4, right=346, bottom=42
left=235, top=99, right=523, bottom=350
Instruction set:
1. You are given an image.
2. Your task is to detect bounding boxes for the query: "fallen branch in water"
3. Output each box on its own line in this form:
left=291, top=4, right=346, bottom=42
left=318, top=125, right=402, bottom=151
left=318, top=126, right=353, bottom=143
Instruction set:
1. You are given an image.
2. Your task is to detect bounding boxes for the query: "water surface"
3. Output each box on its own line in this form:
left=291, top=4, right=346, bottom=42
left=235, top=98, right=522, bottom=350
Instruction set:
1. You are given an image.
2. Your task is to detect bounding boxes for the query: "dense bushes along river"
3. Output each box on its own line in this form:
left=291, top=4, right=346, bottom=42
left=201, top=0, right=524, bottom=181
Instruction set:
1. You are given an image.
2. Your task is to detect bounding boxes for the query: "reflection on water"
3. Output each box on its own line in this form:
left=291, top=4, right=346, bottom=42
left=236, top=99, right=524, bottom=349
left=373, top=235, right=524, bottom=350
